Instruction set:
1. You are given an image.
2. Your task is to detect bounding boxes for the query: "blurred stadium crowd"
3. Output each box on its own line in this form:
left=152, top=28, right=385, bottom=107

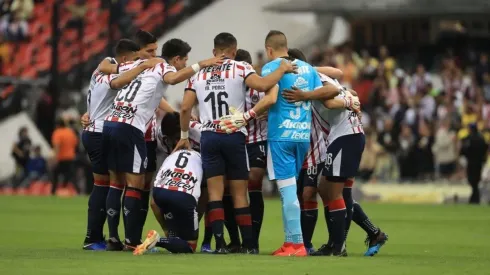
left=295, top=43, right=490, bottom=184
left=2, top=0, right=490, bottom=202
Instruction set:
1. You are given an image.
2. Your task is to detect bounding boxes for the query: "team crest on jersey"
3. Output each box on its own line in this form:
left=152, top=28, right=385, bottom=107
left=293, top=77, right=308, bottom=89
left=251, top=94, right=260, bottom=103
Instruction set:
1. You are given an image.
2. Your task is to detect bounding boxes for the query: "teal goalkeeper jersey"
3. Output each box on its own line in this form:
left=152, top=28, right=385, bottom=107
left=262, top=58, right=322, bottom=142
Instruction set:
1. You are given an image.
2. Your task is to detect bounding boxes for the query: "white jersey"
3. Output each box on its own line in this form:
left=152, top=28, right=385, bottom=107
left=302, top=112, right=327, bottom=168
left=105, top=60, right=177, bottom=134
left=157, top=120, right=203, bottom=156
left=313, top=73, right=363, bottom=145
left=245, top=88, right=267, bottom=144
left=85, top=57, right=118, bottom=132
left=154, top=149, right=203, bottom=202
left=186, top=59, right=256, bottom=134
left=145, top=112, right=157, bottom=141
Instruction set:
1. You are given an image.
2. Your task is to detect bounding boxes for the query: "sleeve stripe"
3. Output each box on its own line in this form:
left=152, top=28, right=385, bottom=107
left=244, top=72, right=255, bottom=81
left=185, top=88, right=196, bottom=93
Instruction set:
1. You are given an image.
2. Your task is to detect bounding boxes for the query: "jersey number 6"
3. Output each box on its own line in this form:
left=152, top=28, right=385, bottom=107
left=175, top=151, right=191, bottom=168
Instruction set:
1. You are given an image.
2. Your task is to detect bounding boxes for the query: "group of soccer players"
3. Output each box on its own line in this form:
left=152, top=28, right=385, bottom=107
left=80, top=29, right=388, bottom=257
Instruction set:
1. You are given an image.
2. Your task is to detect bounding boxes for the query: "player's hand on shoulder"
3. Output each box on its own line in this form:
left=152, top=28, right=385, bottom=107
left=199, top=54, right=225, bottom=68
left=173, top=139, right=191, bottom=153
left=141, top=57, right=165, bottom=69
left=282, top=86, right=305, bottom=102
left=80, top=113, right=90, bottom=128
left=279, top=59, right=297, bottom=74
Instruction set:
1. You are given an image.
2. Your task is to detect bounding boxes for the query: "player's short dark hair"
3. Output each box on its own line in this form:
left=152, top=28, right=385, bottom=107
left=135, top=29, right=157, bottom=47
left=161, top=39, right=192, bottom=60
left=265, top=30, right=287, bottom=50
left=214, top=32, right=237, bottom=49
left=235, top=49, right=252, bottom=64
left=161, top=112, right=181, bottom=137
left=288, top=48, right=307, bottom=62
left=114, top=39, right=140, bottom=56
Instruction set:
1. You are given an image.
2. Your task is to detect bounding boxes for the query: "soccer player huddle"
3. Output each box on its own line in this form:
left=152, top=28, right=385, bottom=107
left=80, top=29, right=388, bottom=257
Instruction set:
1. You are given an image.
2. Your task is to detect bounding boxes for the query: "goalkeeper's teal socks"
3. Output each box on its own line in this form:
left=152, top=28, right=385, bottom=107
left=278, top=178, right=303, bottom=244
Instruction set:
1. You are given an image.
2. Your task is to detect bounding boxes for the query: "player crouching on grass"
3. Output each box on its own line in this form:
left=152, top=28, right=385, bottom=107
left=134, top=112, right=204, bottom=255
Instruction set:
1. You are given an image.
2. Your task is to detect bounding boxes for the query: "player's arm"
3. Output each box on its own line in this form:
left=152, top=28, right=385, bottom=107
left=174, top=89, right=197, bottom=151
left=158, top=98, right=176, bottom=113
left=110, top=58, right=163, bottom=89
left=97, top=58, right=118, bottom=74
left=244, top=60, right=295, bottom=92
left=250, top=86, right=278, bottom=116
left=163, top=55, right=225, bottom=85
left=283, top=84, right=341, bottom=102
left=315, top=66, right=343, bottom=79
left=80, top=112, right=90, bottom=128
left=324, top=90, right=361, bottom=112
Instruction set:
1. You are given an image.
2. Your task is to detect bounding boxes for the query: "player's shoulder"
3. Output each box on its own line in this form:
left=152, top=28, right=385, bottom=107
left=173, top=149, right=201, bottom=158
left=118, top=60, right=143, bottom=73
left=261, top=59, right=280, bottom=75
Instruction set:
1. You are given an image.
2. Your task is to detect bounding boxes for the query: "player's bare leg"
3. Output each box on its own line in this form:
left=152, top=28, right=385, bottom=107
left=123, top=172, right=145, bottom=250
left=150, top=198, right=168, bottom=236
left=248, top=167, right=265, bottom=251
left=106, top=170, right=126, bottom=251
left=229, top=179, right=257, bottom=254
left=83, top=172, right=109, bottom=250
left=206, top=175, right=227, bottom=253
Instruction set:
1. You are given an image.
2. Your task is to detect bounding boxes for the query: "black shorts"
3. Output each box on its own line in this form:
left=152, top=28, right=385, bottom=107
left=323, top=133, right=365, bottom=181
left=82, top=131, right=108, bottom=175
left=200, top=131, right=249, bottom=180
left=298, top=162, right=324, bottom=190
left=152, top=188, right=198, bottom=241
left=145, top=140, right=157, bottom=173
left=102, top=121, right=147, bottom=174
left=246, top=141, right=267, bottom=169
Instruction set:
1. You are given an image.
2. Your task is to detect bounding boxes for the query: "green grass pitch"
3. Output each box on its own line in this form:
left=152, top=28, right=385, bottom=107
left=0, top=196, right=489, bottom=275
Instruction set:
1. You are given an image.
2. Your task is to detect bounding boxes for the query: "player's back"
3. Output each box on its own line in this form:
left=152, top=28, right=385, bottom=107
left=154, top=149, right=203, bottom=202
left=312, top=73, right=363, bottom=144
left=86, top=57, right=118, bottom=132
left=262, top=58, right=322, bottom=142
left=105, top=60, right=176, bottom=134
left=189, top=59, right=254, bottom=134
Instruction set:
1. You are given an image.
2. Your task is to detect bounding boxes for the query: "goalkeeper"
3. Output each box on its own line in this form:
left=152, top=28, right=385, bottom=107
left=220, top=31, right=342, bottom=257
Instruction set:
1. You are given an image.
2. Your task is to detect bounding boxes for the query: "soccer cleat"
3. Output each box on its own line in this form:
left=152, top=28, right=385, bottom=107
left=200, top=244, right=214, bottom=253
left=133, top=230, right=160, bottom=256
left=306, top=246, right=316, bottom=255
left=240, top=247, right=259, bottom=254
left=227, top=243, right=242, bottom=254
left=212, top=247, right=229, bottom=254
left=364, top=229, right=388, bottom=256
left=275, top=245, right=307, bottom=257
left=310, top=243, right=333, bottom=256
left=106, top=238, right=124, bottom=251
left=272, top=242, right=292, bottom=255
left=83, top=241, right=107, bottom=251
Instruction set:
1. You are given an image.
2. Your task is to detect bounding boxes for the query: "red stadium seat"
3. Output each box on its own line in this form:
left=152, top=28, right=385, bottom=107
left=21, top=66, right=38, bottom=78
left=134, top=10, right=153, bottom=28
left=126, top=1, right=143, bottom=13
left=63, top=29, right=79, bottom=41
left=83, top=28, right=99, bottom=44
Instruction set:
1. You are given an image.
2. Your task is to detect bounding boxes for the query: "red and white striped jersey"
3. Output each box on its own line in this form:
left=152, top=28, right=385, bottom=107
left=154, top=149, right=203, bottom=202
left=245, top=88, right=267, bottom=144
left=302, top=110, right=327, bottom=168
left=105, top=60, right=177, bottom=134
left=144, top=112, right=157, bottom=141
left=313, top=73, right=363, bottom=145
left=85, top=57, right=118, bottom=133
left=185, top=59, right=255, bottom=135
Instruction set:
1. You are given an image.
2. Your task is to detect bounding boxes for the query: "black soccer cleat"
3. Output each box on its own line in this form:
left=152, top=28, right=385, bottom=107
left=213, top=247, right=229, bottom=254
left=310, top=243, right=333, bottom=256
left=227, top=243, right=242, bottom=254
left=239, top=247, right=259, bottom=254
left=106, top=238, right=124, bottom=251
